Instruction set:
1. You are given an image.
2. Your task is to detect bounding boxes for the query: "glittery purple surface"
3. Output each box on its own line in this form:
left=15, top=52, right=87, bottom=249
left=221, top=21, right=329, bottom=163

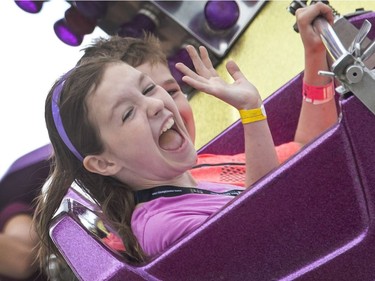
left=51, top=217, right=124, bottom=280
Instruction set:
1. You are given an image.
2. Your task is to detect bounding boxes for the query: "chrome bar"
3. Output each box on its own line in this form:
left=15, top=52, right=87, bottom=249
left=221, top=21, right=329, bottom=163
left=313, top=17, right=349, bottom=61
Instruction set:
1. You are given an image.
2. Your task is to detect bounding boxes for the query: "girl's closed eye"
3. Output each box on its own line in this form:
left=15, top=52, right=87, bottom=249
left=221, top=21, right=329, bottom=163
left=143, top=84, right=156, bottom=95
left=122, top=107, right=134, bottom=122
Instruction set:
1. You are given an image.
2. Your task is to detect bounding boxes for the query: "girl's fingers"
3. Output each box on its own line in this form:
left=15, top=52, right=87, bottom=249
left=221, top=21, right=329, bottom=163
left=181, top=76, right=211, bottom=93
left=199, top=46, right=215, bottom=74
left=175, top=62, right=202, bottom=80
left=181, top=76, right=228, bottom=103
left=186, top=45, right=205, bottom=72
left=226, top=60, right=245, bottom=82
left=186, top=45, right=215, bottom=78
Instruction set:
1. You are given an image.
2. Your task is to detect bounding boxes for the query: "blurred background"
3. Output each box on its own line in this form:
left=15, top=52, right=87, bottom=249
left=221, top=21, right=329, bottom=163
left=1, top=0, right=374, bottom=178
left=0, top=0, right=108, bottom=177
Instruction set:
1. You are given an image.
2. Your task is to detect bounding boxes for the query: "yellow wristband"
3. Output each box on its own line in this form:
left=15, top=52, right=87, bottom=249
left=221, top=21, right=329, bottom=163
left=239, top=105, right=267, bottom=124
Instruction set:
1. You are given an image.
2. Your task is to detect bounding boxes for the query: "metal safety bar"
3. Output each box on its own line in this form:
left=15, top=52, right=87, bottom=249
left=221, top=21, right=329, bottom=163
left=314, top=15, right=375, bottom=115
left=313, top=17, right=349, bottom=60
left=287, top=0, right=375, bottom=115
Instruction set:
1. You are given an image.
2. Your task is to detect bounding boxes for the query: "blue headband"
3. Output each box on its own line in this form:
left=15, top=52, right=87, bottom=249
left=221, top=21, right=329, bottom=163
left=51, top=71, right=84, bottom=161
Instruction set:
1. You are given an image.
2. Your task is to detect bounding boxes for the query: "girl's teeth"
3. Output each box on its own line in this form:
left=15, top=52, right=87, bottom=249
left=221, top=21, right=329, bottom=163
left=161, top=118, right=174, bottom=134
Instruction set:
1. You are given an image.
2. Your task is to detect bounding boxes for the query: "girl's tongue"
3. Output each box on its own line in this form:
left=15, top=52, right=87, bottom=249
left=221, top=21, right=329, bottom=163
left=159, top=129, right=183, bottom=150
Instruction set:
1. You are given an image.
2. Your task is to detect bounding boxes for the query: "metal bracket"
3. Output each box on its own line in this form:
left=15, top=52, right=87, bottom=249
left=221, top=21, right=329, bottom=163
left=315, top=17, right=375, bottom=115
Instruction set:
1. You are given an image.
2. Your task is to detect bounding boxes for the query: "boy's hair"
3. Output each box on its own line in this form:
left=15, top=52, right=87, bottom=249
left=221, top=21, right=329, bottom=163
left=35, top=58, right=147, bottom=275
left=78, top=34, right=168, bottom=68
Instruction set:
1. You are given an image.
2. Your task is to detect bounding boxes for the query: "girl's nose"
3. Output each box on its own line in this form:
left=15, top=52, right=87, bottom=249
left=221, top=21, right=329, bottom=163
left=146, top=97, right=164, bottom=117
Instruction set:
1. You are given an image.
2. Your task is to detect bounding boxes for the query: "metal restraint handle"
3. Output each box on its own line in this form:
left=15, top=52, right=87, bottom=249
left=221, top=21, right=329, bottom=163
left=314, top=16, right=375, bottom=115
left=313, top=17, right=349, bottom=60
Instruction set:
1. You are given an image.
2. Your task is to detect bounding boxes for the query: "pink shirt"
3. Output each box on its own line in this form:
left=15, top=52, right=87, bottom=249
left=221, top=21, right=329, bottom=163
left=131, top=182, right=245, bottom=256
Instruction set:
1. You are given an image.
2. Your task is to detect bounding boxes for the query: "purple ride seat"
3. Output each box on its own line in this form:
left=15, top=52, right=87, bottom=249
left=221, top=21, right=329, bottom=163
left=49, top=12, right=375, bottom=281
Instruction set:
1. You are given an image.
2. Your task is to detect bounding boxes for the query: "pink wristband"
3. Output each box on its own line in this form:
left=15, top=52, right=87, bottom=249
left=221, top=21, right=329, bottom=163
left=302, top=80, right=335, bottom=105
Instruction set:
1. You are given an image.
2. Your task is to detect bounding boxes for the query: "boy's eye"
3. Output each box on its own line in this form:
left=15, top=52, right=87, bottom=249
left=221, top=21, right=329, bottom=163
left=122, top=108, right=134, bottom=122
left=167, top=90, right=178, bottom=97
left=165, top=84, right=181, bottom=97
left=143, top=84, right=156, bottom=95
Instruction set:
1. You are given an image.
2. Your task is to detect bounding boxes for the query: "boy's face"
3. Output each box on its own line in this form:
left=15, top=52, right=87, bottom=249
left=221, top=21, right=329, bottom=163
left=136, top=62, right=196, bottom=144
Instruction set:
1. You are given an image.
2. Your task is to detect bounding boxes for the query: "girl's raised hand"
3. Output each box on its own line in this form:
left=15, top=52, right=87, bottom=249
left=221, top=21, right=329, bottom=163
left=175, top=45, right=262, bottom=110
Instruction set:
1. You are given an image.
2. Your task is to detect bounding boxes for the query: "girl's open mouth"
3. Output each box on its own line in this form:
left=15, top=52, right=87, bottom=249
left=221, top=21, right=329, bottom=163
left=159, top=118, right=184, bottom=151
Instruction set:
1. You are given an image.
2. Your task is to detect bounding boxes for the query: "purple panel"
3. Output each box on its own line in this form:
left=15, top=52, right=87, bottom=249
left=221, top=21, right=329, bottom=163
left=144, top=121, right=368, bottom=280
left=50, top=216, right=150, bottom=281
left=341, top=96, right=375, bottom=218
left=298, top=94, right=375, bottom=280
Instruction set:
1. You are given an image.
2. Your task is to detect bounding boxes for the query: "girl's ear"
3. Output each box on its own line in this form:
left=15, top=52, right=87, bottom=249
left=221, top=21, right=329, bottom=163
left=83, top=155, right=121, bottom=176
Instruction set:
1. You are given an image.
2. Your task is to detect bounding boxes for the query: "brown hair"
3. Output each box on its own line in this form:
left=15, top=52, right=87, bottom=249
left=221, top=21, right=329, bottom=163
left=78, top=33, right=167, bottom=68
left=34, top=57, right=147, bottom=275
